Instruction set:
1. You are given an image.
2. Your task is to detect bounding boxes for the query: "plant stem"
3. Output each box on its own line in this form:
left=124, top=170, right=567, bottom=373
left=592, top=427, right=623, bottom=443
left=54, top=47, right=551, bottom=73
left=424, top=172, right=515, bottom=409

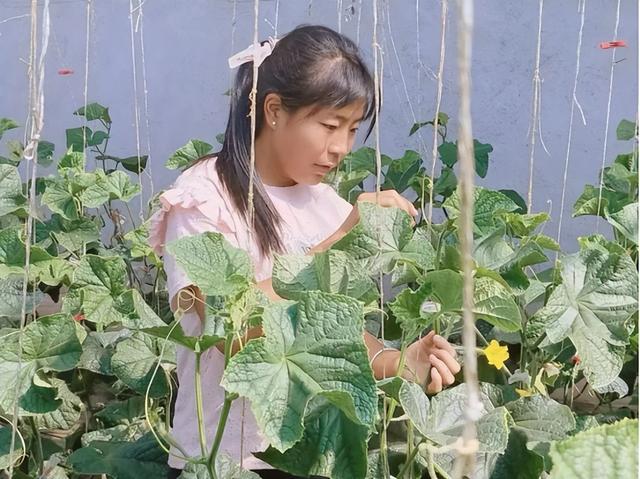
left=28, top=417, right=43, bottom=476
left=406, top=421, right=415, bottom=479
left=396, top=437, right=425, bottom=479
left=206, top=333, right=238, bottom=478
left=474, top=326, right=489, bottom=346
left=194, top=351, right=207, bottom=458
left=379, top=396, right=391, bottom=478
left=426, top=444, right=438, bottom=479
left=385, top=334, right=410, bottom=425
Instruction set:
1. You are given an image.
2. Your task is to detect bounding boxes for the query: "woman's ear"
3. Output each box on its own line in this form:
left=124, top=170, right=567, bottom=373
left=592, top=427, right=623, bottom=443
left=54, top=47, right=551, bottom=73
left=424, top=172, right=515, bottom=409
left=263, top=92, right=283, bottom=128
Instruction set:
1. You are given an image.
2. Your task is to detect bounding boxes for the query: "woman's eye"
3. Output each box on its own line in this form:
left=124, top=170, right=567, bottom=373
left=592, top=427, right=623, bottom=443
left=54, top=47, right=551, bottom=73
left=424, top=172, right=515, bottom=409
left=322, top=123, right=338, bottom=131
left=351, top=128, right=359, bottom=134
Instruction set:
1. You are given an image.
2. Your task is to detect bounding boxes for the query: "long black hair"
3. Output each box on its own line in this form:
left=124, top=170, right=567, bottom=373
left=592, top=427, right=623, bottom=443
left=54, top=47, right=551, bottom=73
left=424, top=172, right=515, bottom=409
left=193, top=24, right=379, bottom=259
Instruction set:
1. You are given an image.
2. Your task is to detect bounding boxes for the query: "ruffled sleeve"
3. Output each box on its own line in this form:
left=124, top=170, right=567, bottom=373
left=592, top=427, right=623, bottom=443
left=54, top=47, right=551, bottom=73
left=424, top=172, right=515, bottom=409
left=148, top=175, right=239, bottom=312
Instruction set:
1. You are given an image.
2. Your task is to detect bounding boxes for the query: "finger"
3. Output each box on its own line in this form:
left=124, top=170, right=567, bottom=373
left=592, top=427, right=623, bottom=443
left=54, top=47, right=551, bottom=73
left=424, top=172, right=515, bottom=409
left=404, top=198, right=419, bottom=217
left=432, top=348, right=461, bottom=375
left=427, top=367, right=442, bottom=394
left=430, top=354, right=455, bottom=385
left=419, top=330, right=436, bottom=348
left=433, top=334, right=457, bottom=357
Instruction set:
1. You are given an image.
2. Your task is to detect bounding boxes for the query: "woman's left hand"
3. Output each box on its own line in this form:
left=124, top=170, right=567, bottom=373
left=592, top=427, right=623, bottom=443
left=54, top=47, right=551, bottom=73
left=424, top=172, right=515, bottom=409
left=400, top=331, right=461, bottom=394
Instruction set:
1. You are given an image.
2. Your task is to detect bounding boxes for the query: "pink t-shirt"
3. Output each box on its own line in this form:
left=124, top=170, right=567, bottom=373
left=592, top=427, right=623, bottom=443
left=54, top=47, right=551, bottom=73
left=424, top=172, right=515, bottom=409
left=148, top=155, right=353, bottom=470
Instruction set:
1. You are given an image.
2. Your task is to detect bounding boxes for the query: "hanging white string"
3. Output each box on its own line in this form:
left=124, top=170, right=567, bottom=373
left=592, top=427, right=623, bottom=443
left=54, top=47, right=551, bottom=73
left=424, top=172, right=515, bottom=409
left=595, top=0, right=622, bottom=232
left=9, top=1, right=51, bottom=476
left=556, top=0, right=587, bottom=250
left=416, top=0, right=421, bottom=93
left=372, top=0, right=392, bottom=475
left=427, top=0, right=448, bottom=226
left=451, top=0, right=482, bottom=476
left=337, top=0, right=343, bottom=33
left=383, top=0, right=431, bottom=166
left=372, top=0, right=385, bottom=339
left=128, top=0, right=145, bottom=220
left=229, top=0, right=238, bottom=88
left=356, top=0, right=363, bottom=45
left=134, top=0, right=156, bottom=209
left=274, top=0, right=280, bottom=37
left=80, top=1, right=91, bottom=169
left=526, top=0, right=545, bottom=213
left=238, top=0, right=261, bottom=467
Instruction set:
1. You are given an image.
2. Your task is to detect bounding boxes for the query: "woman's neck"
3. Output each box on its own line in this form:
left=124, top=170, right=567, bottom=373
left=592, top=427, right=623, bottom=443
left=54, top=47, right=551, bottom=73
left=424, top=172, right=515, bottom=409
left=254, top=131, right=297, bottom=187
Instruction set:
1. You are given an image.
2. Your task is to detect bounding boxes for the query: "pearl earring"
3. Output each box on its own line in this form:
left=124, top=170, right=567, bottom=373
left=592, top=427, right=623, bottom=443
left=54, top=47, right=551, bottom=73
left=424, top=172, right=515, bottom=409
left=272, top=121, right=276, bottom=126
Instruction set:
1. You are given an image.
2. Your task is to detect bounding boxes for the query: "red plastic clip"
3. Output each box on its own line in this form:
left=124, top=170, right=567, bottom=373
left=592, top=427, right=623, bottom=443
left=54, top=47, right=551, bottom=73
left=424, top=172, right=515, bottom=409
left=57, top=68, right=74, bottom=75
left=599, top=40, right=627, bottom=49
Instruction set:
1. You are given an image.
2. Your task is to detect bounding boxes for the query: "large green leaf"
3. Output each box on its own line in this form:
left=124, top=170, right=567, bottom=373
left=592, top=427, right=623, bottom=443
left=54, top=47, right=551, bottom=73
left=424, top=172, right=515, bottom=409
left=78, top=330, right=129, bottom=375
left=530, top=247, right=637, bottom=388
left=413, top=383, right=511, bottom=479
left=498, top=212, right=549, bottom=237
left=0, top=165, right=27, bottom=217
left=393, top=270, right=521, bottom=335
left=42, top=176, right=80, bottom=220
left=549, top=418, right=637, bottom=479
left=0, top=118, right=19, bottom=140
left=490, top=430, right=545, bottom=479
left=616, top=119, right=637, bottom=141
left=424, top=383, right=510, bottom=453
left=165, top=139, right=213, bottom=170
left=0, top=426, right=23, bottom=470
left=0, top=227, right=68, bottom=283
left=57, top=146, right=86, bottom=176
left=382, top=150, right=423, bottom=193
left=330, top=202, right=415, bottom=275
left=0, top=276, right=44, bottom=320
left=474, top=227, right=549, bottom=273
left=35, top=377, right=85, bottom=431
left=573, top=184, right=629, bottom=217
left=390, top=226, right=437, bottom=286
left=94, top=396, right=146, bottom=427
left=255, top=395, right=370, bottom=479
left=40, top=213, right=100, bottom=252
left=116, top=289, right=167, bottom=329
left=67, top=432, right=168, bottom=479
left=140, top=322, right=223, bottom=354
left=339, top=146, right=392, bottom=175
left=388, top=281, right=438, bottom=340
left=0, top=314, right=82, bottom=412
left=111, top=332, right=172, bottom=398
left=443, top=187, right=519, bottom=235
left=221, top=291, right=377, bottom=452
left=504, top=395, right=575, bottom=443
left=74, top=102, right=112, bottom=123
left=606, top=202, right=638, bottom=244
left=377, top=376, right=430, bottom=434
left=438, top=139, right=493, bottom=178
left=81, top=170, right=141, bottom=206
left=71, top=254, right=129, bottom=326
left=272, top=249, right=378, bottom=304
left=166, top=231, right=253, bottom=297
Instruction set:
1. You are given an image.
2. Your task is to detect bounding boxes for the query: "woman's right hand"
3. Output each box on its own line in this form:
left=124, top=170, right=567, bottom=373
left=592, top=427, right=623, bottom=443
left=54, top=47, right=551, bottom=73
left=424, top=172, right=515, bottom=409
left=340, top=190, right=419, bottom=234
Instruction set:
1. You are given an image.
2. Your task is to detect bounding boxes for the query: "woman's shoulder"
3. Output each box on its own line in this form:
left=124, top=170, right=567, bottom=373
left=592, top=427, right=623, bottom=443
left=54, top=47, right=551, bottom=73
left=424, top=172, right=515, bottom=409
left=173, top=154, right=223, bottom=190
left=148, top=154, right=237, bottom=256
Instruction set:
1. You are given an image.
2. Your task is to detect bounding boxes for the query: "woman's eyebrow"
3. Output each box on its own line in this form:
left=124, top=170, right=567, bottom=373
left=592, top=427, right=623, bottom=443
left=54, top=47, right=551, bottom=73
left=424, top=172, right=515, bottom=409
left=332, top=113, right=364, bottom=122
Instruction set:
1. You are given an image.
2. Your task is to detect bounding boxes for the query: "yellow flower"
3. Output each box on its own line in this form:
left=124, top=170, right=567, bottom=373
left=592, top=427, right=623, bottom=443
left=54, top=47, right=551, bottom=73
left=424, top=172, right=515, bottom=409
left=515, top=388, right=533, bottom=398
left=483, top=340, right=509, bottom=370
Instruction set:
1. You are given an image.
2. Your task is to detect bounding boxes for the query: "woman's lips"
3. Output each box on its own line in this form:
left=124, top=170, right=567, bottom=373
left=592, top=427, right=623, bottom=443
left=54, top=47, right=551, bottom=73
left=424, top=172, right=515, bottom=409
left=314, top=164, right=333, bottom=173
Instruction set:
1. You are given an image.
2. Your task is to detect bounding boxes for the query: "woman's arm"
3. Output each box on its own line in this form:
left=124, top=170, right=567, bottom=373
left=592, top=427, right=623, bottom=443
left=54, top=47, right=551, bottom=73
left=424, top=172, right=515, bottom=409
left=175, top=201, right=401, bottom=377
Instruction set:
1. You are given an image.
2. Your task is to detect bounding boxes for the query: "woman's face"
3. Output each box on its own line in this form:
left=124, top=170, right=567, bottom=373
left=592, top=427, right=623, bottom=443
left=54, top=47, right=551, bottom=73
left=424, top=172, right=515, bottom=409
left=266, top=98, right=366, bottom=186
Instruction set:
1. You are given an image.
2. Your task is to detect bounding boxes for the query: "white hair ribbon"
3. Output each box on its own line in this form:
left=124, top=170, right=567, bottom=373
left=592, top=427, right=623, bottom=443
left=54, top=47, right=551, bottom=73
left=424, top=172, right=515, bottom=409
left=228, top=36, right=279, bottom=69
